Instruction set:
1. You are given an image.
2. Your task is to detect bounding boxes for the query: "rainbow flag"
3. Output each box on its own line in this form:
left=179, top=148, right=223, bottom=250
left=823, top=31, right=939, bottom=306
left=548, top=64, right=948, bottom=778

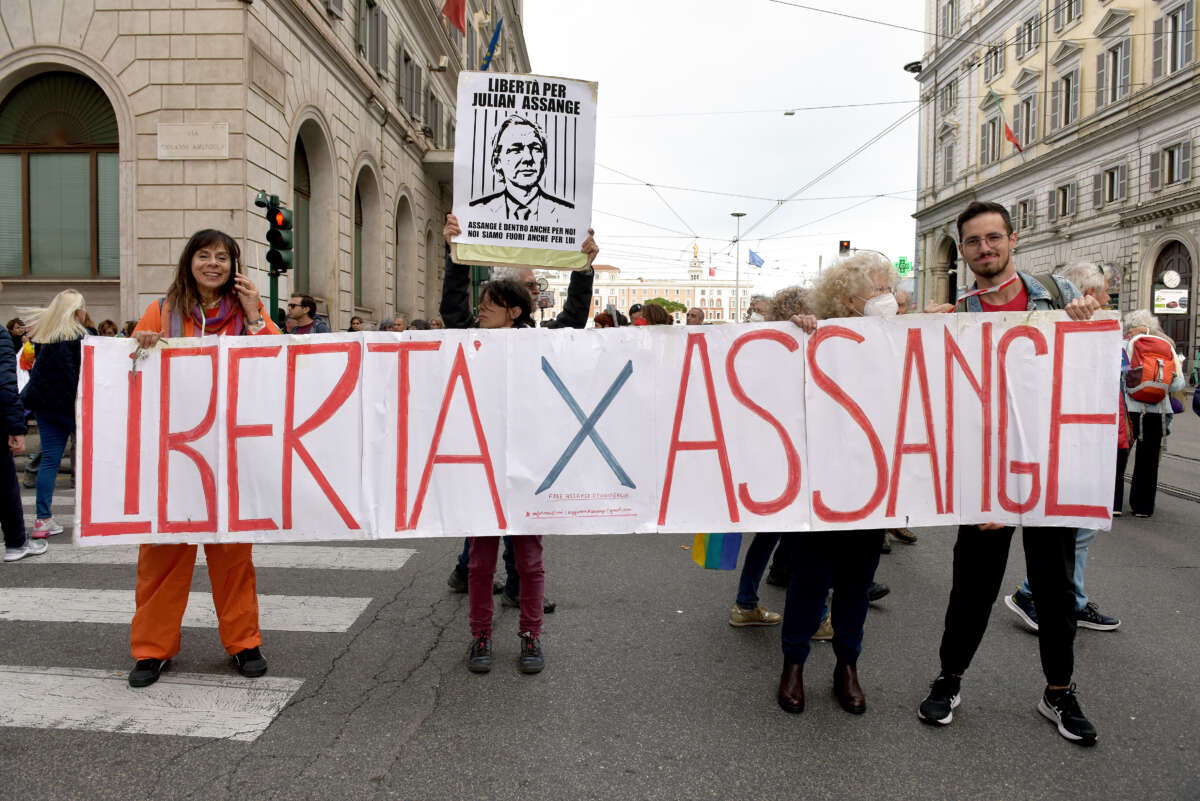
left=691, top=533, right=742, bottom=570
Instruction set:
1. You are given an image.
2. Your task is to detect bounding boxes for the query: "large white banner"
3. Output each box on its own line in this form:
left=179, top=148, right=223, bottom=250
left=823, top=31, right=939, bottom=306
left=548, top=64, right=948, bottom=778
left=76, top=312, right=1121, bottom=546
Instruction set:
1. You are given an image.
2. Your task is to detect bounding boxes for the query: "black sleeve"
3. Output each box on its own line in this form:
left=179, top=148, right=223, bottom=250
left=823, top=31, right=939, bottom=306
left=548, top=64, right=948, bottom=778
left=0, top=333, right=26, bottom=436
left=439, top=246, right=475, bottom=330
left=545, top=267, right=595, bottom=329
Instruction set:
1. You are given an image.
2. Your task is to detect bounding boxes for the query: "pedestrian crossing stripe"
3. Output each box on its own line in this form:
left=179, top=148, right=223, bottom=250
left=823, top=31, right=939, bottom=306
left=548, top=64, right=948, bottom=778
left=27, top=544, right=417, bottom=571
left=0, top=589, right=371, bottom=632
left=0, top=665, right=303, bottom=741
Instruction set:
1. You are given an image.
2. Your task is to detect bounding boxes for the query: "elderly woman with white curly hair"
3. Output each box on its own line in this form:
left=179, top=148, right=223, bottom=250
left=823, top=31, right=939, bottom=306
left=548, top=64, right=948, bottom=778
left=1118, top=307, right=1184, bottom=518
left=775, top=252, right=899, bottom=717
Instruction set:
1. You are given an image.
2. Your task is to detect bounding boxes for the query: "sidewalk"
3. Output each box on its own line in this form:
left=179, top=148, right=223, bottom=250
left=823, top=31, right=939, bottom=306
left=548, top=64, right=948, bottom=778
left=1158, top=400, right=1200, bottom=502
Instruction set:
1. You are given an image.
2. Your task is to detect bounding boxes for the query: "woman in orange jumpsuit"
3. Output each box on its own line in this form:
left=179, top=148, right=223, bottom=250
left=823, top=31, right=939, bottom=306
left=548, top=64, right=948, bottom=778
left=127, top=229, right=280, bottom=688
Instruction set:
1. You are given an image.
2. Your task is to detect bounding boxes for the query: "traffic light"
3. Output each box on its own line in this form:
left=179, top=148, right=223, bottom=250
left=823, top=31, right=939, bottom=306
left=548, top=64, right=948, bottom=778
left=255, top=191, right=294, bottom=273
left=839, top=240, right=851, bottom=256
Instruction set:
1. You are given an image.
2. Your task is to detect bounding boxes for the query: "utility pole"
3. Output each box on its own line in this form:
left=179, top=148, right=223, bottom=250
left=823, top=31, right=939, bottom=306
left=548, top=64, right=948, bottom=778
left=731, top=212, right=746, bottom=322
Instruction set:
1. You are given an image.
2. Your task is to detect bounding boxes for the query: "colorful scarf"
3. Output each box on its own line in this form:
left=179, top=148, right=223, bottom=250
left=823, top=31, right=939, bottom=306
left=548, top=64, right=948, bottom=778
left=167, top=296, right=245, bottom=338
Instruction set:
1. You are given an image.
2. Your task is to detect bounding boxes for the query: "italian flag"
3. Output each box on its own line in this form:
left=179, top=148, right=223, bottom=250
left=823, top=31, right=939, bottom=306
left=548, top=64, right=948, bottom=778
left=989, top=90, right=1022, bottom=152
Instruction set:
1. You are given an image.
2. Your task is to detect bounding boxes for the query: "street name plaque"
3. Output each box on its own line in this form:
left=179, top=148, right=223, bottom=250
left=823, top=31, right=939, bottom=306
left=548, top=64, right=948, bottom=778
left=157, top=123, right=229, bottom=160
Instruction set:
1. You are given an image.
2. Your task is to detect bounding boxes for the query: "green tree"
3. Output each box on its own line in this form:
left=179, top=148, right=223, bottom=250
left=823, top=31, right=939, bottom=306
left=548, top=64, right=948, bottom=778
left=644, top=297, right=687, bottom=314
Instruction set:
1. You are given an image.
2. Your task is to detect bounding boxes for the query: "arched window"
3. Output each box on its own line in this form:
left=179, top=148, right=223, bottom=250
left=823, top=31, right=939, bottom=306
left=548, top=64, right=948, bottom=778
left=293, top=139, right=311, bottom=294
left=0, top=72, right=119, bottom=277
left=353, top=186, right=364, bottom=308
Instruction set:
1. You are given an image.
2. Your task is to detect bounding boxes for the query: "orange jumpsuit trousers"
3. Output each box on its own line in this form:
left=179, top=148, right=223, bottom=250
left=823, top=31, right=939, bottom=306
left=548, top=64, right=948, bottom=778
left=130, top=543, right=261, bottom=660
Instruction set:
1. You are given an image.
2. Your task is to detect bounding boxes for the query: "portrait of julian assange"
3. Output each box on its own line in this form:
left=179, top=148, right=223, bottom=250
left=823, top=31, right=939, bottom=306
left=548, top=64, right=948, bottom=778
left=470, top=115, right=575, bottom=223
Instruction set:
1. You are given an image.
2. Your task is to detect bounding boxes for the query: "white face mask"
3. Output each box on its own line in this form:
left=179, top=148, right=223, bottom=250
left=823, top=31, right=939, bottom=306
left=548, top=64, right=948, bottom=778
left=749, top=312, right=765, bottom=322
left=863, top=293, right=899, bottom=317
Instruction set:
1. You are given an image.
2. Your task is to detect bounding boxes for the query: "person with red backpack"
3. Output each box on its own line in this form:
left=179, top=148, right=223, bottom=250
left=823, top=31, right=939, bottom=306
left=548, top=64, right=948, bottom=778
left=1119, top=309, right=1184, bottom=518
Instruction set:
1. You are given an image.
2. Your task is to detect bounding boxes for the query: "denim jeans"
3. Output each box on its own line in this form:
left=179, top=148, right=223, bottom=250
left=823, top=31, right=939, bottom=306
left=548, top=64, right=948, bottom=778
left=735, top=533, right=780, bottom=609
left=457, top=537, right=519, bottom=596
left=1018, top=528, right=1098, bottom=612
left=781, top=530, right=883, bottom=666
left=33, top=411, right=73, bottom=520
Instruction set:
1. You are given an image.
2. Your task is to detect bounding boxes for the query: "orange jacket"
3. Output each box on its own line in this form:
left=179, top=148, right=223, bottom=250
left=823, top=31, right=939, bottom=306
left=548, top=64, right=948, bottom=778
left=135, top=297, right=280, bottom=337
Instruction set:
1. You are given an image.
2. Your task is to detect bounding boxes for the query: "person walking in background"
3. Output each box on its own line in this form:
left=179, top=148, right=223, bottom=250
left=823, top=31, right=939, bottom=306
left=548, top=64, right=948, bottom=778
left=97, top=319, right=119, bottom=337
left=19, top=289, right=93, bottom=540
left=1004, top=263, right=1122, bottom=634
left=286, top=294, right=331, bottom=334
left=0, top=308, right=44, bottom=563
left=1119, top=309, right=1183, bottom=519
left=126, top=229, right=280, bottom=688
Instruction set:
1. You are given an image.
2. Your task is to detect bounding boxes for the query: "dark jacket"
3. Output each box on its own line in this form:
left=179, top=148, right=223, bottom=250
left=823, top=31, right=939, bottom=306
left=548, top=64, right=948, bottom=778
left=21, top=335, right=86, bottom=422
left=0, top=332, right=26, bottom=436
left=439, top=246, right=594, bottom=330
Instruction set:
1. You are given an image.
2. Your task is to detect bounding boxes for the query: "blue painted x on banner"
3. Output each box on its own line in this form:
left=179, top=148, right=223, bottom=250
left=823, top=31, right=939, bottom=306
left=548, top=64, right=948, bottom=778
left=536, top=358, right=636, bottom=495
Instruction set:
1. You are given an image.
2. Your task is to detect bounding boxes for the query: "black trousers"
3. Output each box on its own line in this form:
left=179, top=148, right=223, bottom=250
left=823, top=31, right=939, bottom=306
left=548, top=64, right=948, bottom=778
left=1114, top=447, right=1129, bottom=512
left=0, top=440, right=27, bottom=549
left=938, top=525, right=1077, bottom=686
left=1127, top=411, right=1164, bottom=516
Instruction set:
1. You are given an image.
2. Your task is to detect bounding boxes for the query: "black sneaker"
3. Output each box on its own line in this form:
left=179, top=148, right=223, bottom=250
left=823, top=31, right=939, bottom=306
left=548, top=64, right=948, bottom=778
left=128, top=658, right=169, bottom=688
left=501, top=591, right=556, bottom=614
left=1077, top=602, right=1120, bottom=631
left=868, top=582, right=890, bottom=602
left=447, top=566, right=468, bottom=593
left=518, top=632, right=544, bottom=674
left=233, top=646, right=268, bottom=678
left=1038, top=685, right=1097, bottom=746
left=917, top=673, right=961, bottom=725
left=467, top=636, right=492, bottom=673
left=1004, top=590, right=1039, bottom=632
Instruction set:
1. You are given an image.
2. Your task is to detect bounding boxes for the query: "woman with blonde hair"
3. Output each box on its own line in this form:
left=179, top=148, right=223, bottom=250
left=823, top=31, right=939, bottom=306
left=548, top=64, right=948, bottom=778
left=19, top=289, right=92, bottom=540
left=126, top=229, right=279, bottom=688
left=775, top=253, right=899, bottom=717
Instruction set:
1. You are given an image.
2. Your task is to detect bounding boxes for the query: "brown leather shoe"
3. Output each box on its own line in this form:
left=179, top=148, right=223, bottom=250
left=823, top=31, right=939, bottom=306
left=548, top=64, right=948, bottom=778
left=833, top=662, right=866, bottom=714
left=777, top=660, right=805, bottom=713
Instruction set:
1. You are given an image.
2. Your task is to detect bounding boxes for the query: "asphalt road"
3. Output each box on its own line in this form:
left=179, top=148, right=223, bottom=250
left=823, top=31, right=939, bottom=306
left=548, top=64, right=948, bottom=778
left=0, top=484, right=1196, bottom=801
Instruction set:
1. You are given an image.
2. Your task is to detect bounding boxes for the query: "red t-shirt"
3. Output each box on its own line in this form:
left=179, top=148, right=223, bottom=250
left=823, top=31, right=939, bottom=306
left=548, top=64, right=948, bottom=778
left=980, top=284, right=1028, bottom=312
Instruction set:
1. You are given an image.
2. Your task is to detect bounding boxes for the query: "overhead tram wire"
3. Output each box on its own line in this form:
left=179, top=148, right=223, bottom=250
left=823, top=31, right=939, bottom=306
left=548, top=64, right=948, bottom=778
left=594, top=183, right=917, bottom=203
left=729, top=0, right=1071, bottom=248
left=596, top=163, right=699, bottom=238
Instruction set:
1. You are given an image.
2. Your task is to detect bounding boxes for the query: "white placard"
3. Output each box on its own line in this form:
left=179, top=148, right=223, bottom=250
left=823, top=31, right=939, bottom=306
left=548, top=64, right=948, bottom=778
left=156, top=123, right=229, bottom=160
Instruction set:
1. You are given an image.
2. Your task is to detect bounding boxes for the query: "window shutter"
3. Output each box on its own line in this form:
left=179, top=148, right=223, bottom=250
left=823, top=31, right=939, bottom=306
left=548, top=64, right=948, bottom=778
left=1117, top=163, right=1128, bottom=200
left=1030, top=197, right=1037, bottom=225
left=1012, top=103, right=1021, bottom=150
left=1071, top=0, right=1081, bottom=19
left=1029, top=93, right=1038, bottom=140
left=1016, top=26, right=1025, bottom=59
left=325, top=0, right=344, bottom=18
left=999, top=43, right=1005, bottom=73
left=1047, top=190, right=1058, bottom=222
left=1184, top=1, right=1196, bottom=67
left=1153, top=18, right=1164, bottom=79
left=1067, top=183, right=1077, bottom=216
left=1050, top=79, right=1060, bottom=130
left=1054, top=0, right=1064, bottom=31
left=358, top=0, right=370, bottom=55
left=1093, top=173, right=1104, bottom=209
left=1069, top=70, right=1080, bottom=124
left=1010, top=204, right=1019, bottom=227
left=1150, top=151, right=1162, bottom=191
left=1096, top=53, right=1107, bottom=108
left=375, top=9, right=388, bottom=77
left=1119, top=40, right=1131, bottom=99
left=1182, top=140, right=1192, bottom=182
left=1033, top=15, right=1041, bottom=47
left=980, top=123, right=988, bottom=165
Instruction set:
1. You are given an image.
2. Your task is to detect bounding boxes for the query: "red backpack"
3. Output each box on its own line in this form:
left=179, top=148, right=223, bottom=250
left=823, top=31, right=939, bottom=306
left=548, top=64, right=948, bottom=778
left=1124, top=334, right=1176, bottom=404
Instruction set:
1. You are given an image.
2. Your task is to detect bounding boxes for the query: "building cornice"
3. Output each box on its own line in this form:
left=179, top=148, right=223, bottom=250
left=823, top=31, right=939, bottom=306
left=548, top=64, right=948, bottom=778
left=1120, top=187, right=1200, bottom=225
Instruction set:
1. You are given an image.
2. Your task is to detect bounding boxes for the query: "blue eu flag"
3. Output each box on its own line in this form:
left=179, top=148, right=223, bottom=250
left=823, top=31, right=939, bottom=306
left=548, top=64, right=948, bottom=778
left=748, top=250, right=764, bottom=268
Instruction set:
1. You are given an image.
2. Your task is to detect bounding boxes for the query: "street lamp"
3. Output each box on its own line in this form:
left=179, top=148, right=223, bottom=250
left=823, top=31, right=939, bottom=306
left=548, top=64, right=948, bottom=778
left=732, top=212, right=746, bottom=322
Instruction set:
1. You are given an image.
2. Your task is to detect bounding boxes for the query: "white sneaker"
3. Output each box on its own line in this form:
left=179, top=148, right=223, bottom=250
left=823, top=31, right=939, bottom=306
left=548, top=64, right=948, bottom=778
left=4, top=540, right=47, bottom=562
left=32, top=518, right=63, bottom=539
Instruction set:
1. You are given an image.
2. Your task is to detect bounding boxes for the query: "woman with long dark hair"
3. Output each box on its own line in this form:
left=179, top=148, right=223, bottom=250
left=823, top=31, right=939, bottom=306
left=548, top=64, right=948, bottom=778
left=126, top=229, right=280, bottom=688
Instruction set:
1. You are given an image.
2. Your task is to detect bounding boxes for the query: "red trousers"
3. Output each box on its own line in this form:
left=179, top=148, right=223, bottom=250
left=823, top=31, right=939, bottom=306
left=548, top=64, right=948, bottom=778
left=468, top=535, right=544, bottom=638
left=130, top=543, right=261, bottom=660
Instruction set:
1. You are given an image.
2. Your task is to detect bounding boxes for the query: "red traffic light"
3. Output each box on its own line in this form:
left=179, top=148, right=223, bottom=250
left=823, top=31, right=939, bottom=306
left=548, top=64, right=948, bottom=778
left=273, top=211, right=285, bottom=226
left=838, top=240, right=851, bottom=256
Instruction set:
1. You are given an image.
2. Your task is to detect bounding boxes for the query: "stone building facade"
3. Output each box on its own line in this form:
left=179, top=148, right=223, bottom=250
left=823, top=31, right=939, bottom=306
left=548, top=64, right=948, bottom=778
left=914, top=0, right=1200, bottom=368
left=0, top=0, right=529, bottom=329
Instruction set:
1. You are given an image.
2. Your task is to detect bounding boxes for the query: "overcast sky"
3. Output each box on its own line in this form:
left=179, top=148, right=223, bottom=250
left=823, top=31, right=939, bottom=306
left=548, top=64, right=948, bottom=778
left=524, top=0, right=926, bottom=293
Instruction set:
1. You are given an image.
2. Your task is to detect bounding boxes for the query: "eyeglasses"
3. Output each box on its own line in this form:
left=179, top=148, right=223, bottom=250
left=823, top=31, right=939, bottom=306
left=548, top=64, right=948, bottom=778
left=286, top=303, right=301, bottom=308
left=960, top=233, right=1009, bottom=250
